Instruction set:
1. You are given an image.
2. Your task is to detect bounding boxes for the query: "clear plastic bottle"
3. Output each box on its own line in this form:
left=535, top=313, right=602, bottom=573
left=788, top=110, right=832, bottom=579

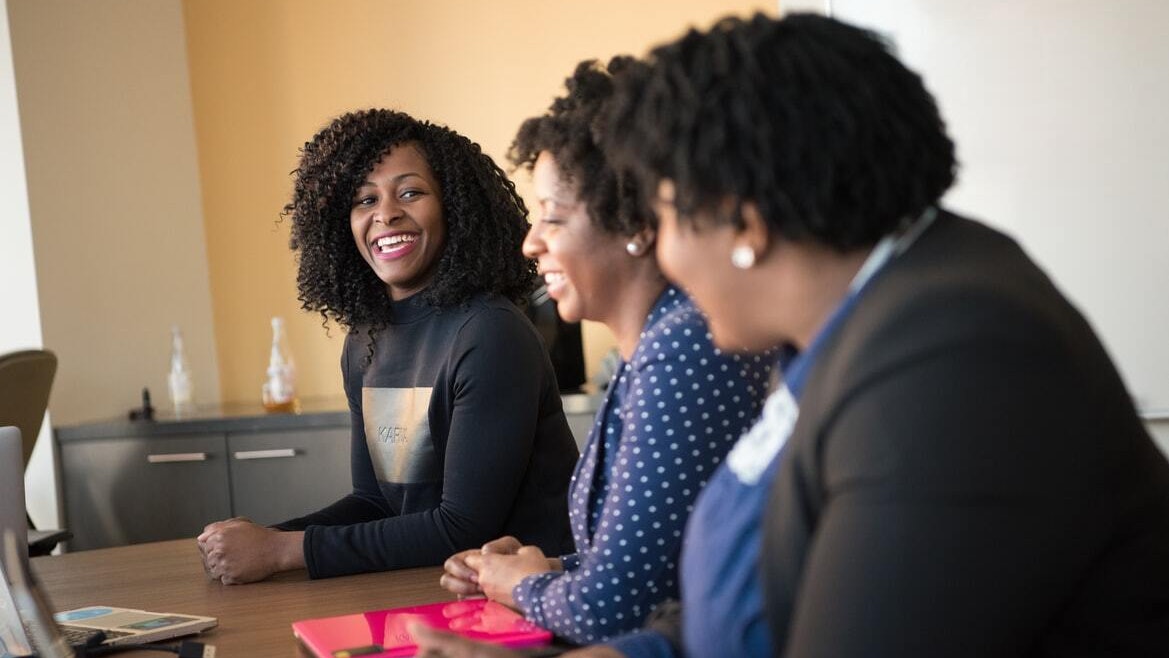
left=168, top=325, right=194, bottom=416
left=262, top=316, right=298, bottom=413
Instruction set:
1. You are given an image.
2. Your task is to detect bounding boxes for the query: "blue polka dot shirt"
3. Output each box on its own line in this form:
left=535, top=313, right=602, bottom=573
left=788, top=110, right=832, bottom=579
left=512, top=287, right=773, bottom=643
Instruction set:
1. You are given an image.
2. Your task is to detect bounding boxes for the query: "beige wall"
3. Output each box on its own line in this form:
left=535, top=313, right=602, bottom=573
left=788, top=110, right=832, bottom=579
left=183, top=0, right=776, bottom=404
left=2, top=0, right=57, bottom=527
left=8, top=0, right=221, bottom=425
left=8, top=0, right=776, bottom=427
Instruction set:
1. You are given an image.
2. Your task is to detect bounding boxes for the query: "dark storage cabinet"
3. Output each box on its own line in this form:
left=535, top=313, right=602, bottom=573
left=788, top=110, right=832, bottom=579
left=227, top=427, right=350, bottom=526
left=57, top=401, right=351, bottom=551
left=59, top=433, right=232, bottom=550
left=57, top=395, right=599, bottom=551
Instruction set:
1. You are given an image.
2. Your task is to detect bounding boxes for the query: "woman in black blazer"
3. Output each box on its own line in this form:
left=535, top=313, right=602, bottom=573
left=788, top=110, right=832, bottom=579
left=606, top=12, right=1169, bottom=658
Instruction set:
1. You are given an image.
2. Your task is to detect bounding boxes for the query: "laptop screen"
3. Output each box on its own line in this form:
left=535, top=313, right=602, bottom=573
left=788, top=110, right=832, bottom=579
left=2, top=529, right=73, bottom=658
left=0, top=541, right=34, bottom=658
left=0, top=428, right=27, bottom=578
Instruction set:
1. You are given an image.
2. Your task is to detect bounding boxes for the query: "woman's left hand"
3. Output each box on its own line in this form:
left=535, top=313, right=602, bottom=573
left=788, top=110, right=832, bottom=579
left=464, top=545, right=553, bottom=609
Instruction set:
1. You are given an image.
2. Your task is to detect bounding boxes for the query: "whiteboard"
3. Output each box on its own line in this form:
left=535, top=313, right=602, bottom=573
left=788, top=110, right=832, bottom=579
left=812, top=0, right=1169, bottom=413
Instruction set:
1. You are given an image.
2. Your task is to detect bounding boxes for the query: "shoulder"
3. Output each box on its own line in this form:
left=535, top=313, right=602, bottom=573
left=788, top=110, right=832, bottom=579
left=632, top=291, right=708, bottom=363
left=452, top=293, right=539, bottom=341
left=444, top=294, right=546, bottom=367
left=627, top=289, right=773, bottom=404
left=342, top=326, right=369, bottom=351
left=839, top=211, right=1084, bottom=381
left=340, top=326, right=372, bottom=365
left=340, top=327, right=373, bottom=399
left=631, top=289, right=751, bottom=373
left=797, top=210, right=1121, bottom=444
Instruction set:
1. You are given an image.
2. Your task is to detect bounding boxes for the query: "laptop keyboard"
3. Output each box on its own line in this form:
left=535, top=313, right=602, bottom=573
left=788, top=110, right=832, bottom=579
left=22, top=621, right=110, bottom=649
left=60, top=625, right=108, bottom=645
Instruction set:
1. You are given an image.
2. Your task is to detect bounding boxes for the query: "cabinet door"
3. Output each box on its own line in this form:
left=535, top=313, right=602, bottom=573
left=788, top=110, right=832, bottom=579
left=60, top=434, right=230, bottom=551
left=228, top=428, right=350, bottom=526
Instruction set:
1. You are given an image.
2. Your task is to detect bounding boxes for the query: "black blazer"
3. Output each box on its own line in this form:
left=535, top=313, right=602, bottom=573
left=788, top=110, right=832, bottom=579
left=762, top=211, right=1169, bottom=656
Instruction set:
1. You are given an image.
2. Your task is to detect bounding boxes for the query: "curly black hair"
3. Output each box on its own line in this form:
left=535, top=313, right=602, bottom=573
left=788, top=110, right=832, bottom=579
left=284, top=109, right=535, bottom=336
left=508, top=56, right=653, bottom=236
left=604, top=13, right=957, bottom=251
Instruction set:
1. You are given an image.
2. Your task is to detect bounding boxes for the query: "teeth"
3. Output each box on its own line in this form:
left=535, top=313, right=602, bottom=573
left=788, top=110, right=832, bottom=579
left=375, top=234, right=418, bottom=251
left=544, top=273, right=566, bottom=286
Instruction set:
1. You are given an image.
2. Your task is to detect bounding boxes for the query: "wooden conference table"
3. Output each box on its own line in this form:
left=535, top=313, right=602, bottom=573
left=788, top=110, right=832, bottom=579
left=31, top=539, right=451, bottom=656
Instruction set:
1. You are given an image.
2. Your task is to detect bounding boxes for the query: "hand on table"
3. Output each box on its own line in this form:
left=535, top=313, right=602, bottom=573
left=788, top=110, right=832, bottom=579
left=196, top=517, right=304, bottom=585
left=464, top=543, right=554, bottom=609
left=442, top=536, right=523, bottom=596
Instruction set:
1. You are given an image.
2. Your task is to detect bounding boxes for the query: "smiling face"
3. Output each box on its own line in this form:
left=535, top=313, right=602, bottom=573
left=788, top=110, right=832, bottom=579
left=349, top=143, right=447, bottom=301
left=522, top=152, right=632, bottom=325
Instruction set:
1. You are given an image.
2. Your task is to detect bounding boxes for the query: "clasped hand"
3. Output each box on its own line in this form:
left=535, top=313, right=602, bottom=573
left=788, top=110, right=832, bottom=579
left=196, top=517, right=303, bottom=585
left=440, top=536, right=560, bottom=609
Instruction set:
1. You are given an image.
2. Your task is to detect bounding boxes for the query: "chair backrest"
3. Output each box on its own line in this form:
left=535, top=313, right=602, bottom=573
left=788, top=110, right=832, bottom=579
left=0, top=349, right=57, bottom=470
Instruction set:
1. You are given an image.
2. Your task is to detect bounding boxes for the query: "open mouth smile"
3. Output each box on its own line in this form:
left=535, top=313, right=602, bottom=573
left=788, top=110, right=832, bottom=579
left=371, top=232, right=419, bottom=260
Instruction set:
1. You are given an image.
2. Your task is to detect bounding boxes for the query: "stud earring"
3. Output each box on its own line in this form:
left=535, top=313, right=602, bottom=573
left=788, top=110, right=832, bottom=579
left=731, top=245, right=756, bottom=270
left=626, top=241, right=644, bottom=256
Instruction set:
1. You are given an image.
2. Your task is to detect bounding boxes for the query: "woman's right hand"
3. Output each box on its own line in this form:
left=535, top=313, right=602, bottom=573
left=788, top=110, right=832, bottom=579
left=441, top=536, right=525, bottom=596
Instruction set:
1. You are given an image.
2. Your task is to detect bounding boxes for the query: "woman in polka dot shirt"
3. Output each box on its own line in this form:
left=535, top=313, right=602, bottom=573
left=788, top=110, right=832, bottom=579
left=438, top=57, right=773, bottom=645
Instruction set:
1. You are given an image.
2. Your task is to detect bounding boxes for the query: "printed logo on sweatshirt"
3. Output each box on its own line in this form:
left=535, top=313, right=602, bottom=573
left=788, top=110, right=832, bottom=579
left=377, top=425, right=409, bottom=444
left=362, top=386, right=439, bottom=484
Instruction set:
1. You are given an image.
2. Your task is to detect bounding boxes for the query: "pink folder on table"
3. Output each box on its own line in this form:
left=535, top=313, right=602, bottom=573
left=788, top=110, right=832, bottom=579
left=292, top=598, right=552, bottom=657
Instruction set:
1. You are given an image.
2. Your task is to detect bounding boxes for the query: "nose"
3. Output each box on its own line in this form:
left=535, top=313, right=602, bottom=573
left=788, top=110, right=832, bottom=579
left=372, top=196, right=403, bottom=225
left=522, top=221, right=545, bottom=259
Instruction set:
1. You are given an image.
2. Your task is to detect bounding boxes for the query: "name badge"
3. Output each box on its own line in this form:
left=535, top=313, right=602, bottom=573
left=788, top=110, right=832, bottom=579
left=726, top=385, right=798, bottom=485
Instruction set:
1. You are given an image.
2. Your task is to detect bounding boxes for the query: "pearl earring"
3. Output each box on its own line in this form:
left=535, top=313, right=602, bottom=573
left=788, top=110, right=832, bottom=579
left=731, top=245, right=756, bottom=270
left=626, top=241, right=643, bottom=256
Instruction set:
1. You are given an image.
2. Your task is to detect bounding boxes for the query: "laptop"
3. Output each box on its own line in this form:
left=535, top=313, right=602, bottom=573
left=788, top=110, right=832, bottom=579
left=293, top=598, right=553, bottom=658
left=0, top=429, right=27, bottom=576
left=0, top=432, right=217, bottom=658
left=1, top=529, right=218, bottom=657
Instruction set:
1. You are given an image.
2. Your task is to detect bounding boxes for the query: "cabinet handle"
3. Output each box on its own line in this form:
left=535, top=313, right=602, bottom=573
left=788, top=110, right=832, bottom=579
left=233, top=449, right=298, bottom=460
left=146, top=452, right=208, bottom=463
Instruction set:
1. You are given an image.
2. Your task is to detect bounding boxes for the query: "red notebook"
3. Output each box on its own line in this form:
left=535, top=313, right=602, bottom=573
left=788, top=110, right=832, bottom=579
left=292, top=598, right=552, bottom=657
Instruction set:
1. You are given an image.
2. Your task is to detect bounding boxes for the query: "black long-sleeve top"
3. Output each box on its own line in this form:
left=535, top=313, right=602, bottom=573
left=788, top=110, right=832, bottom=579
left=276, top=293, right=578, bottom=578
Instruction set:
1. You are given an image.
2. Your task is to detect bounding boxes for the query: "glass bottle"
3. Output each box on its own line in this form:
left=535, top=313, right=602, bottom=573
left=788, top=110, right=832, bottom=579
left=262, top=316, right=298, bottom=413
left=168, top=325, right=194, bottom=416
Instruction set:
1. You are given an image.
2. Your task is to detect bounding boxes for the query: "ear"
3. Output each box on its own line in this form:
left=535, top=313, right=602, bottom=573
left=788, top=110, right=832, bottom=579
left=634, top=225, right=657, bottom=249
left=625, top=225, right=658, bottom=257
left=736, top=201, right=771, bottom=258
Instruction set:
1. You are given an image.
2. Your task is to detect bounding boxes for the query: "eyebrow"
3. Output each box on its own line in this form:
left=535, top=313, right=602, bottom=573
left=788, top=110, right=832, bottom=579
left=356, top=172, right=426, bottom=188
left=538, top=192, right=578, bottom=207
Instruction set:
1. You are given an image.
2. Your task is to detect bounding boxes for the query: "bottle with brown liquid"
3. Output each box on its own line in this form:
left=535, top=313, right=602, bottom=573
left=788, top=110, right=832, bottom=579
left=262, top=316, right=298, bottom=413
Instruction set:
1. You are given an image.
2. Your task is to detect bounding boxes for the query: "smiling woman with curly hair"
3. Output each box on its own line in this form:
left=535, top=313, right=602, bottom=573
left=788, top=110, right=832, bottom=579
left=197, top=109, right=578, bottom=584
left=287, top=109, right=537, bottom=335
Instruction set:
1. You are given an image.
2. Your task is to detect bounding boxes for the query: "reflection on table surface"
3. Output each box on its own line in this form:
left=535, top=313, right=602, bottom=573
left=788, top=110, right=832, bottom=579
left=33, top=539, right=450, bottom=656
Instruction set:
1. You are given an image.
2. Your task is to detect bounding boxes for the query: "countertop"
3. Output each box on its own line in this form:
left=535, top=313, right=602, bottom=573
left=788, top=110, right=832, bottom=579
left=56, top=393, right=603, bottom=442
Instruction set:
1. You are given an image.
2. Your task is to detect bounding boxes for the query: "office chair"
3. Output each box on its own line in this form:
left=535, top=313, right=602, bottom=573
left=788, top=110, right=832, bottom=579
left=0, top=349, right=70, bottom=556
